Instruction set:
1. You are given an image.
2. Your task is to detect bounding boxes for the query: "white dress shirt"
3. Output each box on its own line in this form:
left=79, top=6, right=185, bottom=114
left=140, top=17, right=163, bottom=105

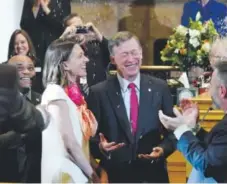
left=117, top=73, right=140, bottom=122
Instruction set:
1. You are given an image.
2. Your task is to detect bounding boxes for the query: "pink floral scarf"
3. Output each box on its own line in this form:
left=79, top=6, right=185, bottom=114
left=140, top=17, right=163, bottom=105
left=64, top=83, right=97, bottom=141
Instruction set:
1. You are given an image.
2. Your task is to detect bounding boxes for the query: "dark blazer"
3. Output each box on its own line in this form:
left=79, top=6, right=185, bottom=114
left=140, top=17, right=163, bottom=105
left=177, top=114, right=227, bottom=183
left=0, top=65, right=45, bottom=182
left=0, top=91, right=42, bottom=183
left=85, top=37, right=110, bottom=87
left=22, top=90, right=42, bottom=183
left=20, top=0, right=71, bottom=64
left=0, top=92, right=44, bottom=182
left=88, top=74, right=176, bottom=182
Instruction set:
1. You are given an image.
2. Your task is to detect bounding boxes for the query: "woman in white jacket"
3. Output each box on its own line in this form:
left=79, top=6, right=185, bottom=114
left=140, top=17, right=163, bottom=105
left=41, top=38, right=99, bottom=183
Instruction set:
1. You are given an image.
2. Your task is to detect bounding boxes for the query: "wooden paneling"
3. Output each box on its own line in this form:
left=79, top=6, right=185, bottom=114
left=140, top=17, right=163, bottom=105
left=167, top=151, right=187, bottom=183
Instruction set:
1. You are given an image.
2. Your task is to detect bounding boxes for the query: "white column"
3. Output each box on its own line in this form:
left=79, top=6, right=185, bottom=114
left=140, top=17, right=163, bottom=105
left=0, top=0, right=24, bottom=63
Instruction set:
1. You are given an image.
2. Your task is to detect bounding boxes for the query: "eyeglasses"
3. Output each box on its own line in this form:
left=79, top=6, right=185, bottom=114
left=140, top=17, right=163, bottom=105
left=119, top=50, right=141, bottom=58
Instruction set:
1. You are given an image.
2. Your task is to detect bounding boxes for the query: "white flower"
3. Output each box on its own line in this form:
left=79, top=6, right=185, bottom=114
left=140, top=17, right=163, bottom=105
left=189, top=38, right=200, bottom=48
left=176, top=25, right=188, bottom=36
left=189, top=29, right=200, bottom=38
left=201, top=42, right=211, bottom=53
left=196, top=12, right=201, bottom=21
left=174, top=49, right=179, bottom=54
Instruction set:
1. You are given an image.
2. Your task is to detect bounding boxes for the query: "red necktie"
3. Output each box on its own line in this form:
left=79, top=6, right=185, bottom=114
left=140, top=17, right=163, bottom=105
left=128, top=83, right=138, bottom=135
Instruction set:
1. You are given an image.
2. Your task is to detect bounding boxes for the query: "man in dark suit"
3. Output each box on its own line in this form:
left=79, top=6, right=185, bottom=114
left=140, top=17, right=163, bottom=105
left=6, top=55, right=42, bottom=182
left=87, top=31, right=176, bottom=183
left=0, top=64, right=49, bottom=182
left=159, top=61, right=227, bottom=183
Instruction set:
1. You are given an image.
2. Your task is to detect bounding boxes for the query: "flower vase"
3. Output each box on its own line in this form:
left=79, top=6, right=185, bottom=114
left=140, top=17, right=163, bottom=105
left=178, top=72, right=190, bottom=88
left=188, top=66, right=204, bottom=84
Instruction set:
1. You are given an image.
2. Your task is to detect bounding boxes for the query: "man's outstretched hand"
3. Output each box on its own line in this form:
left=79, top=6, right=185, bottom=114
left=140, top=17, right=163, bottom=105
left=99, top=133, right=125, bottom=152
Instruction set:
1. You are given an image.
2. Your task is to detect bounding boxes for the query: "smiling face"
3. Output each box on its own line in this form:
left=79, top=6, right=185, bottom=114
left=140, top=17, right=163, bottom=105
left=8, top=55, right=35, bottom=89
left=63, top=44, right=89, bottom=80
left=14, top=33, right=29, bottom=56
left=111, top=37, right=142, bottom=80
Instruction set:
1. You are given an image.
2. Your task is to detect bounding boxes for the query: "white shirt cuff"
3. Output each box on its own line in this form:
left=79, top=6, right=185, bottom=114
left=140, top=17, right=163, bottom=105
left=174, top=124, right=191, bottom=140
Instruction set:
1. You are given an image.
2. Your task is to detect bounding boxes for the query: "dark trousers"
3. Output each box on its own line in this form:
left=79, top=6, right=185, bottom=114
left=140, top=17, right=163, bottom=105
left=0, top=150, right=20, bottom=182
left=104, top=159, right=169, bottom=183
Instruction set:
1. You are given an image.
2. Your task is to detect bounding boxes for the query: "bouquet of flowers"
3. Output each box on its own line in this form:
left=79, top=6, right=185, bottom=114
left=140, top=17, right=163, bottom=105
left=160, top=12, right=218, bottom=71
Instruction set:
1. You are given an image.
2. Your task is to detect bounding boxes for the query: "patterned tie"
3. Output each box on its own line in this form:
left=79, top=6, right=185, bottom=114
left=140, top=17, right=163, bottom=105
left=128, top=83, right=138, bottom=135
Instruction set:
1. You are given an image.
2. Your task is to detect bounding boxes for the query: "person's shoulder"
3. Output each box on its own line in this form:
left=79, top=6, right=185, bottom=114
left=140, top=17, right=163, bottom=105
left=143, top=74, right=168, bottom=88
left=183, top=0, right=197, bottom=7
left=45, top=83, right=64, bottom=93
left=32, top=90, right=41, bottom=97
left=216, top=114, right=227, bottom=130
left=90, top=76, right=115, bottom=92
left=42, top=84, right=66, bottom=103
left=213, top=0, right=227, bottom=9
left=90, top=81, right=108, bottom=93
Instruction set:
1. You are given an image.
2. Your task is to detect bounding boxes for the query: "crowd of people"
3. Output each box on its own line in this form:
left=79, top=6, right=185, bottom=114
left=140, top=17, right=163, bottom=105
left=1, top=0, right=227, bottom=183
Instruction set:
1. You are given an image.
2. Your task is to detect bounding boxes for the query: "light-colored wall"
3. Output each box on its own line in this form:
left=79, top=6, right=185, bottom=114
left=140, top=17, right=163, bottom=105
left=0, top=0, right=24, bottom=62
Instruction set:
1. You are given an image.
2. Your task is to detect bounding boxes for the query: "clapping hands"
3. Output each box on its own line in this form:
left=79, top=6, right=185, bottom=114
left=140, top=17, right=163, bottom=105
left=159, top=99, right=199, bottom=131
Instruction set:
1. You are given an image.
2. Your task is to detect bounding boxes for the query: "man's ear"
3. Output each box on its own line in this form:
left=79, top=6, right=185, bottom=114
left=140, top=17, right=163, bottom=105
left=139, top=49, right=143, bottom=60
left=220, top=85, right=227, bottom=98
left=110, top=56, right=116, bottom=65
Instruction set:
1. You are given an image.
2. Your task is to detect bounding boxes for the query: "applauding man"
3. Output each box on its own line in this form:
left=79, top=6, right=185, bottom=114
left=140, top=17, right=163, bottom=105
left=159, top=60, right=227, bottom=183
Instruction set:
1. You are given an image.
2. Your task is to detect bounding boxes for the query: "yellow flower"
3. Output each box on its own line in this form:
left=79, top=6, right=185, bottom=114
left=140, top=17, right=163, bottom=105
left=180, top=48, right=187, bottom=55
left=170, top=39, right=176, bottom=45
left=201, top=42, right=211, bottom=53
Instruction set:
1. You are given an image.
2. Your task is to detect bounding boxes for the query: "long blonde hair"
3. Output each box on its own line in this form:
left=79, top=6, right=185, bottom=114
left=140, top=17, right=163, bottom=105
left=42, top=37, right=84, bottom=88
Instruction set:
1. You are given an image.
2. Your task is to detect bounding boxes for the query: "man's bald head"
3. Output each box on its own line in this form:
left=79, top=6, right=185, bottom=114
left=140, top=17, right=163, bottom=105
left=8, top=55, right=33, bottom=64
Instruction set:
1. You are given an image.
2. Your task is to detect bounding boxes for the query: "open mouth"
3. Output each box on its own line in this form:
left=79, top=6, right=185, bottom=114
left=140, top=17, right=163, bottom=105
left=20, top=77, right=31, bottom=84
left=125, top=63, right=138, bottom=68
left=81, top=66, right=86, bottom=70
left=17, top=48, right=26, bottom=54
left=20, top=77, right=30, bottom=80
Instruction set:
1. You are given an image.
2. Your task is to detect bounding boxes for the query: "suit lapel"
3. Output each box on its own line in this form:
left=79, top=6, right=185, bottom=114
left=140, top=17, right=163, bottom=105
left=31, top=91, right=41, bottom=105
left=107, top=77, right=133, bottom=144
left=136, top=75, right=154, bottom=142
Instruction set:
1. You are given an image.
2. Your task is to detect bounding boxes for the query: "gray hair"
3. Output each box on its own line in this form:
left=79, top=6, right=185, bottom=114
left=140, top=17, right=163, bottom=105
left=108, top=31, right=141, bottom=56
left=213, top=61, right=227, bottom=87
left=209, top=37, right=227, bottom=65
